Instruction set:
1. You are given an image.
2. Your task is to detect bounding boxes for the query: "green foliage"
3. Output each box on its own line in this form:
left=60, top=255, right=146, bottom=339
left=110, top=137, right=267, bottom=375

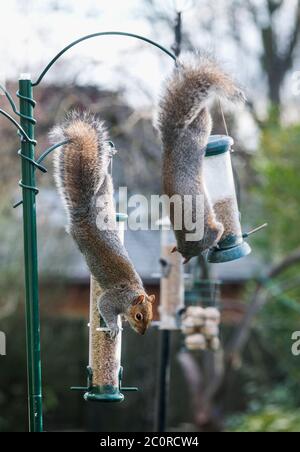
left=252, top=123, right=300, bottom=258
left=227, top=384, right=300, bottom=432
left=225, top=263, right=300, bottom=432
left=227, top=406, right=300, bottom=433
left=225, top=124, right=300, bottom=431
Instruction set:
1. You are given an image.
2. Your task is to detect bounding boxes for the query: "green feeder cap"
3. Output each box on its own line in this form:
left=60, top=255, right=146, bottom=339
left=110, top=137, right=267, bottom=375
left=207, top=240, right=252, bottom=264
left=205, top=135, right=234, bottom=157
left=84, top=385, right=124, bottom=403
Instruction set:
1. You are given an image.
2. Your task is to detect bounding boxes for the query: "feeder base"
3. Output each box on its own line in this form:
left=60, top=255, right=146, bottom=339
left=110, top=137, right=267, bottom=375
left=84, top=385, right=124, bottom=403
left=207, top=241, right=251, bottom=264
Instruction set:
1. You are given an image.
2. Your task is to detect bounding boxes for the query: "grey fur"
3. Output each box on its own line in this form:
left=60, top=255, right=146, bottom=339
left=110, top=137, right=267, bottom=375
left=158, top=53, right=245, bottom=261
left=52, top=112, right=150, bottom=337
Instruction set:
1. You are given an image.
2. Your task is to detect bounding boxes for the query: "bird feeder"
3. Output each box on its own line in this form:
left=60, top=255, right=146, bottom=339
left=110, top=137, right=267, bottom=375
left=203, top=135, right=251, bottom=263
left=159, top=217, right=185, bottom=330
left=72, top=213, right=137, bottom=402
left=180, top=280, right=221, bottom=351
left=185, top=279, right=221, bottom=309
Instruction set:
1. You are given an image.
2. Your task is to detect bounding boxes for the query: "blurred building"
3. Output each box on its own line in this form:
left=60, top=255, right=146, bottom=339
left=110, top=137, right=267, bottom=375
left=36, top=189, right=261, bottom=325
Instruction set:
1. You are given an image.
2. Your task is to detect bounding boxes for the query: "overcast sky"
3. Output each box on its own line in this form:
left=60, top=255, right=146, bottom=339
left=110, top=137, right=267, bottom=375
left=0, top=0, right=298, bottom=122
left=0, top=0, right=178, bottom=106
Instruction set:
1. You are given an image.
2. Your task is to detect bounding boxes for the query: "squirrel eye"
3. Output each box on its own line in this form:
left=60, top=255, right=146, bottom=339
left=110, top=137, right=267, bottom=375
left=135, top=313, right=143, bottom=321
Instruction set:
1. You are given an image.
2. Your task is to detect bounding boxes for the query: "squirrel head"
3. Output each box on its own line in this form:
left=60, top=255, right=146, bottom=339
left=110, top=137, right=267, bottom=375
left=127, top=294, right=155, bottom=335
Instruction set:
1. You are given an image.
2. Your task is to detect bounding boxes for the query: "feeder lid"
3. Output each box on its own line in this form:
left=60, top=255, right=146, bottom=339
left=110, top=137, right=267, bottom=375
left=205, top=135, right=234, bottom=157
left=207, top=241, right=252, bottom=264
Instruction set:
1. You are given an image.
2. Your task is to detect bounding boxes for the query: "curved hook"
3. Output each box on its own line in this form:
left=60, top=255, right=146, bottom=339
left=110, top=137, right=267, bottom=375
left=32, top=31, right=177, bottom=86
left=0, top=108, right=36, bottom=143
left=14, top=138, right=117, bottom=208
left=36, top=139, right=70, bottom=165
left=36, top=138, right=117, bottom=164
left=0, top=83, right=19, bottom=114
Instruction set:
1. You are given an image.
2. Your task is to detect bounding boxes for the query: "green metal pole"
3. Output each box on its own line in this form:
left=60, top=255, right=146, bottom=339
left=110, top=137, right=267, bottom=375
left=18, top=74, right=43, bottom=432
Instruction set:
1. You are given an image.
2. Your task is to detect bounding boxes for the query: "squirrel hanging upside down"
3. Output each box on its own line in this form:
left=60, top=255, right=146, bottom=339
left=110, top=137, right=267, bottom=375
left=52, top=112, right=155, bottom=338
left=158, top=53, right=246, bottom=264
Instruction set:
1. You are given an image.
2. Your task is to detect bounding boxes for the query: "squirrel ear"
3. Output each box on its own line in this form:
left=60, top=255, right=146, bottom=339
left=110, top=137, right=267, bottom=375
left=133, top=294, right=145, bottom=305
left=149, top=295, right=156, bottom=304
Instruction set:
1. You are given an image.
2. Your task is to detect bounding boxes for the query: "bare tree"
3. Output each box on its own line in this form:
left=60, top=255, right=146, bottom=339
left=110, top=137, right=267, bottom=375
left=233, top=0, right=300, bottom=118
left=143, top=0, right=300, bottom=119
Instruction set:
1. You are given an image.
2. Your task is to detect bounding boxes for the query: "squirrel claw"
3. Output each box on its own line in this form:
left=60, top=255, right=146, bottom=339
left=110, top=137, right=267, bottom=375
left=171, top=246, right=178, bottom=254
left=183, top=257, right=191, bottom=265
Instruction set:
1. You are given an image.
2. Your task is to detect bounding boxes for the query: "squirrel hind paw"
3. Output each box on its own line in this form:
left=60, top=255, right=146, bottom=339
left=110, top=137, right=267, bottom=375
left=232, top=87, right=247, bottom=104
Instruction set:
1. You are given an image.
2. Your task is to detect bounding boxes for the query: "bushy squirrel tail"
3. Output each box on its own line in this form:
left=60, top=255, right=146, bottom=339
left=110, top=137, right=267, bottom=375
left=51, top=112, right=113, bottom=224
left=158, top=52, right=245, bottom=142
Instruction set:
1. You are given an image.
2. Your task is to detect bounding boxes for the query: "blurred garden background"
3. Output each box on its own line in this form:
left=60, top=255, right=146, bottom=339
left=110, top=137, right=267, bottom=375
left=0, top=0, right=300, bottom=432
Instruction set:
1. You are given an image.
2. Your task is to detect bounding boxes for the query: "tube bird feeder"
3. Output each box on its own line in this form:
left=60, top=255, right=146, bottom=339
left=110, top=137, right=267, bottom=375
left=159, top=217, right=185, bottom=330
left=204, top=135, right=252, bottom=263
left=72, top=214, right=137, bottom=402
left=85, top=276, right=124, bottom=402
left=85, top=213, right=138, bottom=402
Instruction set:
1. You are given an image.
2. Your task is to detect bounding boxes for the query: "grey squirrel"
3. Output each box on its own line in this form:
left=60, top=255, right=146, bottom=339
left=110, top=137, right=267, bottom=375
left=158, top=53, right=245, bottom=263
left=52, top=112, right=155, bottom=338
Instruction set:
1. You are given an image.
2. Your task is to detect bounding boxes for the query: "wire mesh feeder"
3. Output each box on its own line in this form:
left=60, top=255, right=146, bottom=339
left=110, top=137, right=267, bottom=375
left=180, top=280, right=222, bottom=352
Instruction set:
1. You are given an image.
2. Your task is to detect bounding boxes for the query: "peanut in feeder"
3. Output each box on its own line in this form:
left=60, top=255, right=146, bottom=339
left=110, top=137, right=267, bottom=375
left=185, top=333, right=206, bottom=351
left=181, top=280, right=221, bottom=351
left=182, top=307, right=221, bottom=351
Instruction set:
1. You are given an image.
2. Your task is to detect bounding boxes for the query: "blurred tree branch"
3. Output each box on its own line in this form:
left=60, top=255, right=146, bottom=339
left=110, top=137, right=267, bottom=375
left=142, top=0, right=300, bottom=121
left=177, top=349, right=224, bottom=430
left=240, top=0, right=300, bottom=111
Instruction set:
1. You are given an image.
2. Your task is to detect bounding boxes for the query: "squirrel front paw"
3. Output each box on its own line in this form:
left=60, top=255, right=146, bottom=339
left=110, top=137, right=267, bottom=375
left=98, top=292, right=121, bottom=339
left=108, top=324, right=120, bottom=340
